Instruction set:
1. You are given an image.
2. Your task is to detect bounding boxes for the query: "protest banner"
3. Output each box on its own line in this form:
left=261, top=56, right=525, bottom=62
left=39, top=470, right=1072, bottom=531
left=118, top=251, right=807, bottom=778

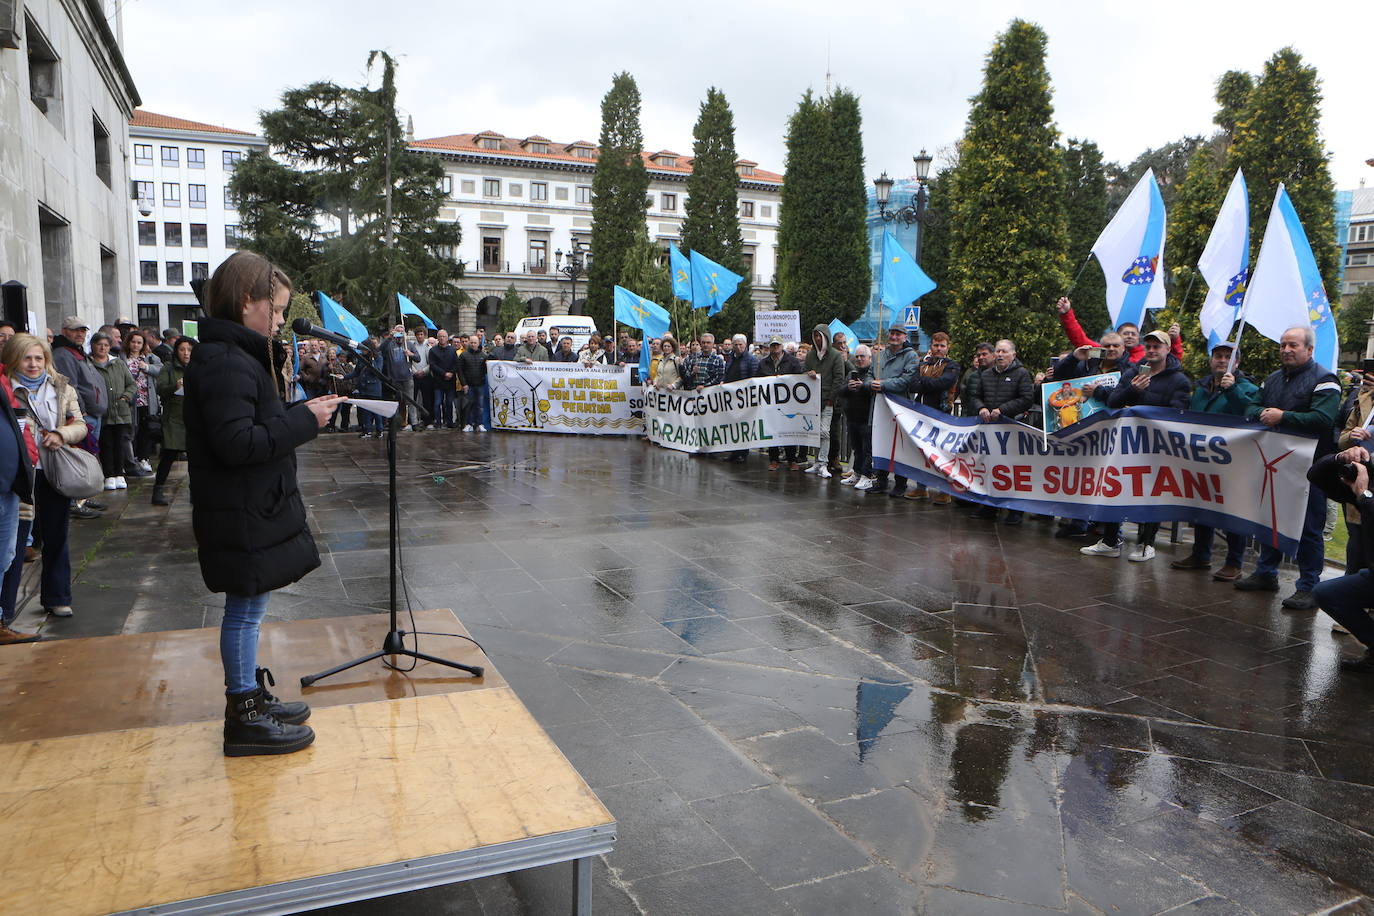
left=645, top=376, right=821, bottom=454
left=486, top=361, right=643, bottom=435
left=1040, top=372, right=1119, bottom=434
left=872, top=395, right=1317, bottom=552
left=754, top=310, right=801, bottom=344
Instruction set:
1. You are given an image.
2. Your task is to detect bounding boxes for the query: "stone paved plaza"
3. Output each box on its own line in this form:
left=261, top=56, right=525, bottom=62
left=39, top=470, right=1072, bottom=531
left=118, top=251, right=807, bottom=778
left=21, top=430, right=1374, bottom=915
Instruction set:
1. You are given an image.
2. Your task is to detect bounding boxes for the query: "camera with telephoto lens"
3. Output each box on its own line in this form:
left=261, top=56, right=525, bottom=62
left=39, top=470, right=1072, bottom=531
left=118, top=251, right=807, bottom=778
left=1339, top=461, right=1366, bottom=483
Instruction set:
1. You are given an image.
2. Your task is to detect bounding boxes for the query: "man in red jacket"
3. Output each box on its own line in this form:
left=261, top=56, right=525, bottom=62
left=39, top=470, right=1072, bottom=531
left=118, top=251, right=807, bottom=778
left=1055, top=297, right=1182, bottom=364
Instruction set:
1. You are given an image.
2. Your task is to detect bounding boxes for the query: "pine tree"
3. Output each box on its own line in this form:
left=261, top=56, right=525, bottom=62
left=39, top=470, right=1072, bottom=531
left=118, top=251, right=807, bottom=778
left=1062, top=138, right=1110, bottom=338
left=1213, top=70, right=1253, bottom=136
left=679, top=88, right=751, bottom=339
left=776, top=88, right=871, bottom=333
left=619, top=235, right=672, bottom=316
left=231, top=52, right=462, bottom=329
left=946, top=20, right=1069, bottom=370
left=497, top=283, right=525, bottom=335
left=1228, top=48, right=1338, bottom=299
left=586, top=72, right=650, bottom=336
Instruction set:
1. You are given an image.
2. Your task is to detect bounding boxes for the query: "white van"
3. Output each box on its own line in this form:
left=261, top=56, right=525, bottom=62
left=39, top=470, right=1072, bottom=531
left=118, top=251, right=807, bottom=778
left=511, top=315, right=599, bottom=353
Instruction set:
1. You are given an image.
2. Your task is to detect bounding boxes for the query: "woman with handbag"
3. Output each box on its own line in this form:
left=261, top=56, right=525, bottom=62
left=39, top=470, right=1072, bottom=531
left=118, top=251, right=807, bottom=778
left=151, top=337, right=194, bottom=506
left=3, top=334, right=87, bottom=618
left=187, top=251, right=343, bottom=757
left=124, top=330, right=161, bottom=473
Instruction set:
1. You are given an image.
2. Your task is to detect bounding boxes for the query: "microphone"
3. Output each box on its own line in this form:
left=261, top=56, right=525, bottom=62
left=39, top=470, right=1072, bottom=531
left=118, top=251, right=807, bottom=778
left=291, top=317, right=370, bottom=352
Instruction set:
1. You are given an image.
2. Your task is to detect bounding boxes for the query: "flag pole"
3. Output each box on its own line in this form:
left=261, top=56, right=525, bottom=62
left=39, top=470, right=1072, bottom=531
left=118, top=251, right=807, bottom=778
left=1225, top=286, right=1253, bottom=376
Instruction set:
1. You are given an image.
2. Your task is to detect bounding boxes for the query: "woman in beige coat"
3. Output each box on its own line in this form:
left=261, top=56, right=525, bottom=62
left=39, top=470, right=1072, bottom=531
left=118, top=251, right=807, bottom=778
left=4, top=334, right=86, bottom=618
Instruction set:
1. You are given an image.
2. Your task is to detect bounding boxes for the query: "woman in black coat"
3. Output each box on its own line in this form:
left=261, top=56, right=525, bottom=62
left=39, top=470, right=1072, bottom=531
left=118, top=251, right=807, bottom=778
left=186, top=251, right=344, bottom=756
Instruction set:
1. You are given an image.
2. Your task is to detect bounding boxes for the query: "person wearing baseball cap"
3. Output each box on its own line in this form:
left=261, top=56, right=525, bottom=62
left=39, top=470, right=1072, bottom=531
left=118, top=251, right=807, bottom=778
left=1080, top=328, right=1192, bottom=562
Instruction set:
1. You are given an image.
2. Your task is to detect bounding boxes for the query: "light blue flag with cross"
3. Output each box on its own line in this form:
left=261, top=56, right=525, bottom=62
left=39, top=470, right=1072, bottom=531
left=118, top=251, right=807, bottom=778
left=614, top=286, right=672, bottom=378
left=670, top=243, right=693, bottom=301
left=689, top=250, right=743, bottom=316
left=397, top=293, right=437, bottom=330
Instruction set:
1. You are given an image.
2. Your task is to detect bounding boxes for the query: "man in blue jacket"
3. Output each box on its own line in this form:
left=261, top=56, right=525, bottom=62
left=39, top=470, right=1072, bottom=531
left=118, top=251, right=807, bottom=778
left=1235, top=326, right=1341, bottom=609
left=1170, top=340, right=1258, bottom=580
left=866, top=327, right=920, bottom=496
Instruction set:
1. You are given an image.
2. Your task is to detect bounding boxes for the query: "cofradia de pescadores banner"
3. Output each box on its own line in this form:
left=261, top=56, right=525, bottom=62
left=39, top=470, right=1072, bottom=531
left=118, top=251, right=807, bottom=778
left=872, top=395, right=1317, bottom=553
left=645, top=376, right=821, bottom=453
left=486, top=361, right=643, bottom=434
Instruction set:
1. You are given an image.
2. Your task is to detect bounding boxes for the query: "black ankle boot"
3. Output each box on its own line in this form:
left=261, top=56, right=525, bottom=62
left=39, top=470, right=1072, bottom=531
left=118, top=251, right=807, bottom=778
left=151, top=485, right=169, bottom=506
left=256, top=666, right=310, bottom=724
left=224, top=686, right=315, bottom=757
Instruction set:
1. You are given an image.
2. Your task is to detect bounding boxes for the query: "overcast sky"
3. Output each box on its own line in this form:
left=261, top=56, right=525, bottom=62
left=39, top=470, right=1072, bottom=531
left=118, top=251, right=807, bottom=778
left=122, top=0, right=1370, bottom=190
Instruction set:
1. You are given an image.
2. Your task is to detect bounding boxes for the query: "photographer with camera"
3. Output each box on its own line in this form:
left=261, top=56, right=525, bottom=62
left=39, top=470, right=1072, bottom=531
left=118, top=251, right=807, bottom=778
left=1309, top=445, right=1374, bottom=675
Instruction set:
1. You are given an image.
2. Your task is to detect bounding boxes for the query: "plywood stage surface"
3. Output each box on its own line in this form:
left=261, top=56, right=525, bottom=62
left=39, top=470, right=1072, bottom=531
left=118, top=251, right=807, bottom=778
left=0, top=611, right=615, bottom=916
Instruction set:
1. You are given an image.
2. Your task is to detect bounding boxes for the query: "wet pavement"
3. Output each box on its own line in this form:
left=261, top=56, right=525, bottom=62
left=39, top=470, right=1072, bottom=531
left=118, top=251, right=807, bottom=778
left=21, top=430, right=1374, bottom=914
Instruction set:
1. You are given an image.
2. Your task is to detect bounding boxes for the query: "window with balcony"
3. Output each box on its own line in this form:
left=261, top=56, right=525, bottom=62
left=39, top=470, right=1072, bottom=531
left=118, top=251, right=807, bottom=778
left=482, top=236, right=502, bottom=271
left=528, top=239, right=547, bottom=274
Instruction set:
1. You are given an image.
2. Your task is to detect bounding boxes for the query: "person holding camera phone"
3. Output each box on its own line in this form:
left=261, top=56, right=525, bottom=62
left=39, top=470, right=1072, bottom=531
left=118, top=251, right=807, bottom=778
left=1309, top=445, right=1374, bottom=673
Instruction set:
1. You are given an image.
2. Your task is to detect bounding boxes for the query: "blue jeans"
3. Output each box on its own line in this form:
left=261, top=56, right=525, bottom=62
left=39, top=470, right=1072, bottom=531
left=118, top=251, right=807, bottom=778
left=0, top=491, right=19, bottom=622
left=1254, top=478, right=1327, bottom=591
left=1192, top=524, right=1246, bottom=567
left=357, top=408, right=383, bottom=435
left=1313, top=570, right=1374, bottom=649
left=433, top=386, right=455, bottom=427
left=2, top=516, right=29, bottom=625
left=221, top=592, right=271, bottom=694
left=34, top=471, right=71, bottom=607
left=464, top=384, right=486, bottom=428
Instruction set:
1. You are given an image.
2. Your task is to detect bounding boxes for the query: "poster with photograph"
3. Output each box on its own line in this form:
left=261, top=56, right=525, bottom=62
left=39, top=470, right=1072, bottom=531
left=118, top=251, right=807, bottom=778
left=1040, top=372, right=1120, bottom=434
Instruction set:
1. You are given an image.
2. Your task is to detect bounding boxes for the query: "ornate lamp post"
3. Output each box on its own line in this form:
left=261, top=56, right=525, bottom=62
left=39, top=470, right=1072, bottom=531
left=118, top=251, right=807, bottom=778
left=554, top=238, right=589, bottom=314
left=872, top=150, right=934, bottom=340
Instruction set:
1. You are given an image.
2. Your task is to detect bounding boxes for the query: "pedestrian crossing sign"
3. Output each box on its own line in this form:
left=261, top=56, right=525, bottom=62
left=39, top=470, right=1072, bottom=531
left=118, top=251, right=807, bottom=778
left=902, top=306, right=921, bottom=330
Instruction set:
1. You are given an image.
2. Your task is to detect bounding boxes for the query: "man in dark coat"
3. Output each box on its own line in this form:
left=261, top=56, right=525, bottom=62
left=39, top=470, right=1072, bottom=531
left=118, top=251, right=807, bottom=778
left=905, top=331, right=961, bottom=503
left=456, top=335, right=489, bottom=431
left=427, top=330, right=460, bottom=428
left=968, top=338, right=1034, bottom=524
left=723, top=334, right=759, bottom=464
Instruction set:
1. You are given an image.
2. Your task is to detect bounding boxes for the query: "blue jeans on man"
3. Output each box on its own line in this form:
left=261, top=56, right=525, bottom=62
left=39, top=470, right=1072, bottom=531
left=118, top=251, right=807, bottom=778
left=1252, top=479, right=1327, bottom=591
left=1313, top=570, right=1374, bottom=649
left=433, top=386, right=455, bottom=428
left=464, top=383, right=486, bottom=428
left=1192, top=524, right=1247, bottom=568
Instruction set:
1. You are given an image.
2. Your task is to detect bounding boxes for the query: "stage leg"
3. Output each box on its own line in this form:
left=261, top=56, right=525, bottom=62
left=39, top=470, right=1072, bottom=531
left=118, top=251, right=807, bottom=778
left=573, top=856, right=592, bottom=916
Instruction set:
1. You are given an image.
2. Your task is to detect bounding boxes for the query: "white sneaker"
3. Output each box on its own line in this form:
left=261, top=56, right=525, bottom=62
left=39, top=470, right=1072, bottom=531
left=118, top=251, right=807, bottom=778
left=1128, top=545, right=1156, bottom=562
left=103, top=477, right=118, bottom=490
left=841, top=470, right=856, bottom=481
left=115, top=476, right=127, bottom=489
left=841, top=474, right=857, bottom=486
left=853, top=476, right=874, bottom=491
left=462, top=425, right=473, bottom=432
left=817, top=466, right=832, bottom=479
left=138, top=459, right=152, bottom=472
left=477, top=424, right=487, bottom=431
left=802, top=463, right=818, bottom=474
left=46, top=606, right=73, bottom=617
left=1080, top=540, right=1121, bottom=558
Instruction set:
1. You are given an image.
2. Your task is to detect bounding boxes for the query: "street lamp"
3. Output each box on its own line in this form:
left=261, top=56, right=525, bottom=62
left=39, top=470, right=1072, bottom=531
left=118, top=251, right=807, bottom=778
left=872, top=150, right=935, bottom=340
left=554, top=238, right=590, bottom=314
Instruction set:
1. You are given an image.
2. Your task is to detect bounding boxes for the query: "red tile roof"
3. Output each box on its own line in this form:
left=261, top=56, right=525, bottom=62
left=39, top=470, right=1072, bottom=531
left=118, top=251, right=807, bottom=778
left=130, top=109, right=257, bottom=136
left=411, top=132, right=782, bottom=184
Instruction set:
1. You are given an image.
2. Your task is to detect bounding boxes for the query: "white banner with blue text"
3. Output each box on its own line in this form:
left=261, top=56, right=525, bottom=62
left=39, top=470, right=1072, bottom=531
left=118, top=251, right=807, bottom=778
left=645, top=376, right=821, bottom=453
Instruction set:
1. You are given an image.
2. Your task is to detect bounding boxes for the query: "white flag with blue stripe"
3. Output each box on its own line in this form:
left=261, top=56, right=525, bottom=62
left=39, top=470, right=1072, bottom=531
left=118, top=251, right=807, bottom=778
left=1197, top=169, right=1249, bottom=350
left=1091, top=169, right=1167, bottom=330
left=1243, top=183, right=1338, bottom=370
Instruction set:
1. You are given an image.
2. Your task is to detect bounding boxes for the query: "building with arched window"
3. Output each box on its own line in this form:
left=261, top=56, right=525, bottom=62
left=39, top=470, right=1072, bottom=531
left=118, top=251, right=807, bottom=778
left=411, top=130, right=782, bottom=334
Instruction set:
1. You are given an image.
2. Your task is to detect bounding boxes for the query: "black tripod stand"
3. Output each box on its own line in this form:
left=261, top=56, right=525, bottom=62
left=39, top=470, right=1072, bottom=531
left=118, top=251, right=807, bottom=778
left=301, top=344, right=483, bottom=687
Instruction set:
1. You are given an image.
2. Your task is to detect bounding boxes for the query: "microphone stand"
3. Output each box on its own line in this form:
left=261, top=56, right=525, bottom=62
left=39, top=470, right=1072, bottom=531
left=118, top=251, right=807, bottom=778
left=301, top=340, right=483, bottom=687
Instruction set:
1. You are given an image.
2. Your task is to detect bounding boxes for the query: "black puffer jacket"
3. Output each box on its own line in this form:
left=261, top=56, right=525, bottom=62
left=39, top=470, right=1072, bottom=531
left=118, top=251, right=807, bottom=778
left=971, top=358, right=1035, bottom=419
left=185, top=317, right=321, bottom=595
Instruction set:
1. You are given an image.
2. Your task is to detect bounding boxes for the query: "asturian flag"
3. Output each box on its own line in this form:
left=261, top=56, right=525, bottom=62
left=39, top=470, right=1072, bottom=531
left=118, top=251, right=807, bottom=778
left=613, top=285, right=671, bottom=377
left=397, top=293, right=437, bottom=330
left=879, top=231, right=936, bottom=324
left=669, top=243, right=693, bottom=301
left=1197, top=170, right=1249, bottom=350
left=1091, top=169, right=1167, bottom=330
left=1242, top=183, right=1339, bottom=370
left=314, top=291, right=369, bottom=344
left=689, top=250, right=744, bottom=316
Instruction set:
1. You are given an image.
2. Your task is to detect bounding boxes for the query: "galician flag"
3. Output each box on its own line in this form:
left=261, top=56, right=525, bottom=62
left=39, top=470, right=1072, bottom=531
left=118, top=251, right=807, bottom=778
left=1197, top=170, right=1250, bottom=351
left=1091, top=168, right=1167, bottom=330
left=613, top=285, right=671, bottom=377
left=879, top=231, right=935, bottom=327
left=689, top=250, right=743, bottom=316
left=397, top=293, right=437, bottom=330
left=670, top=243, right=693, bottom=301
left=1242, top=183, right=1339, bottom=370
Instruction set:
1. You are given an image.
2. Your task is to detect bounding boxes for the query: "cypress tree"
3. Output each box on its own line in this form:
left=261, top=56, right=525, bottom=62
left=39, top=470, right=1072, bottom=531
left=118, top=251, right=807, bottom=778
left=680, top=88, right=751, bottom=339
left=947, top=20, right=1069, bottom=370
left=497, top=283, right=525, bottom=335
left=587, top=72, right=651, bottom=336
left=776, top=88, right=871, bottom=334
left=1228, top=48, right=1338, bottom=298
left=1062, top=138, right=1110, bottom=338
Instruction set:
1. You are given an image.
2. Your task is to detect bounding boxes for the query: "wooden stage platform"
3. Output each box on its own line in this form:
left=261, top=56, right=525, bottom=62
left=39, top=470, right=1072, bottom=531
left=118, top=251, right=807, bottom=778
left=0, top=610, right=616, bottom=916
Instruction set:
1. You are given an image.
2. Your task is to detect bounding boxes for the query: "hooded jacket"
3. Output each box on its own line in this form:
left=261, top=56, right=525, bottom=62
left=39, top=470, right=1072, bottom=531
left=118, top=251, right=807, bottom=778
left=803, top=324, right=847, bottom=402
left=971, top=358, right=1035, bottom=418
left=1108, top=354, right=1192, bottom=410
